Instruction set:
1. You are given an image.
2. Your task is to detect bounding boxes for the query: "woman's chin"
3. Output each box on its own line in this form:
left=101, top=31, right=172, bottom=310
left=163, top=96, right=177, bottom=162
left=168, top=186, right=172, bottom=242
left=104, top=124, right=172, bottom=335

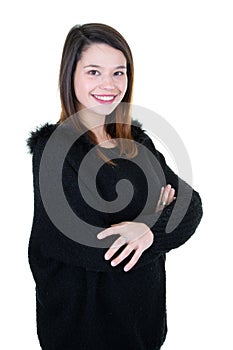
left=80, top=102, right=120, bottom=117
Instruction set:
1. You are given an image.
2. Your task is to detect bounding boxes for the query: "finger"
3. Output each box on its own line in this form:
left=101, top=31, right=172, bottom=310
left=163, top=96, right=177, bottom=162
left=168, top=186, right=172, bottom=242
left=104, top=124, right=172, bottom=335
left=97, top=226, right=122, bottom=239
left=110, top=244, right=135, bottom=267
left=158, top=186, right=164, bottom=203
left=104, top=236, right=128, bottom=260
left=164, top=184, right=171, bottom=199
left=160, top=184, right=171, bottom=205
left=155, top=186, right=164, bottom=211
left=167, top=187, right=175, bottom=205
left=123, top=249, right=143, bottom=272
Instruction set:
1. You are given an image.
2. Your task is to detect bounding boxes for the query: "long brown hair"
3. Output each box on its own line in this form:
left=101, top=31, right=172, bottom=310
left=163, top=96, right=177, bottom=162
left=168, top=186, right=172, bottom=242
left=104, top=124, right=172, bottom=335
left=58, top=23, right=138, bottom=162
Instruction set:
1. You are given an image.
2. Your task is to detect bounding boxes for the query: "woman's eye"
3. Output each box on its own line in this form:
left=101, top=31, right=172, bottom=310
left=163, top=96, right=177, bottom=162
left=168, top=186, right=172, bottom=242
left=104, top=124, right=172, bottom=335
left=88, top=70, right=100, bottom=76
left=114, top=71, right=125, bottom=76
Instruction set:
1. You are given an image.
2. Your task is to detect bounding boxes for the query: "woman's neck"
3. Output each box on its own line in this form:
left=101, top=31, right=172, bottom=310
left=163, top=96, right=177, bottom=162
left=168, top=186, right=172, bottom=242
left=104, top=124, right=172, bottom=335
left=77, top=109, right=109, bottom=141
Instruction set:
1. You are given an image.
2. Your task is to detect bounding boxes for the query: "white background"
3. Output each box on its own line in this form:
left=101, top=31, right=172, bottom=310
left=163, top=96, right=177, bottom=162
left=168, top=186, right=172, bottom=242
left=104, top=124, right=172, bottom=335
left=1, top=0, right=232, bottom=349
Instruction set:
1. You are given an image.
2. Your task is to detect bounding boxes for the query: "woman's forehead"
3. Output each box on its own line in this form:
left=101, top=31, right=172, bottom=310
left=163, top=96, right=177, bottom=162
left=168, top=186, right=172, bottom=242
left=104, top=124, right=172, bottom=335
left=79, top=43, right=127, bottom=67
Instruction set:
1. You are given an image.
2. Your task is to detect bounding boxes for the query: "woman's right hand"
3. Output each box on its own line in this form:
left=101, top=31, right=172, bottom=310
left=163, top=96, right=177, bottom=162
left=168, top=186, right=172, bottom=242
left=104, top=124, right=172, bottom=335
left=155, top=184, right=176, bottom=212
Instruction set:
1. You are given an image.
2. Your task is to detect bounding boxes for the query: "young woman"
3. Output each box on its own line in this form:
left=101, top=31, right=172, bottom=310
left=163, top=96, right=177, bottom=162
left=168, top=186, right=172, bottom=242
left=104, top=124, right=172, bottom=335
left=26, top=23, right=203, bottom=350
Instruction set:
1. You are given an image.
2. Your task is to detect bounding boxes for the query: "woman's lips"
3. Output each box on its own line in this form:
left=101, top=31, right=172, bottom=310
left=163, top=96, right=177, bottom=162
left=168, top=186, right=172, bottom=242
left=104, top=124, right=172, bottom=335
left=91, top=94, right=117, bottom=104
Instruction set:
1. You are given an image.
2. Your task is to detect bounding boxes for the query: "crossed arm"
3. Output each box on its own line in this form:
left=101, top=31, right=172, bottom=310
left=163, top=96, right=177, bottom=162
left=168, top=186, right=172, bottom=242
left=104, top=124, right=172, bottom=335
left=97, top=184, right=176, bottom=272
left=31, top=135, right=202, bottom=273
left=97, top=136, right=202, bottom=272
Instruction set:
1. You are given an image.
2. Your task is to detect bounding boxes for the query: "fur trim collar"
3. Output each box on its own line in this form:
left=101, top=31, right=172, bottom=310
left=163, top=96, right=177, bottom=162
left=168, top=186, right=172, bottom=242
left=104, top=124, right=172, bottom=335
left=26, top=122, right=59, bottom=154
left=26, top=119, right=146, bottom=154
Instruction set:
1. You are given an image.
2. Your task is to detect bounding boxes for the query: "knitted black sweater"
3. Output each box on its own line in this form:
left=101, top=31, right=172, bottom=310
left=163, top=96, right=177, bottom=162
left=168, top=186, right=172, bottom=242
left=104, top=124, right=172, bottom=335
left=26, top=120, right=203, bottom=350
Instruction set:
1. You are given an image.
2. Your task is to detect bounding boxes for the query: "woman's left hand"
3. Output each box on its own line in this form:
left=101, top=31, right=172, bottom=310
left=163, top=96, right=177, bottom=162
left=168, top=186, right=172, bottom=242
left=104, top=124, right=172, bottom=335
left=97, top=221, right=154, bottom=272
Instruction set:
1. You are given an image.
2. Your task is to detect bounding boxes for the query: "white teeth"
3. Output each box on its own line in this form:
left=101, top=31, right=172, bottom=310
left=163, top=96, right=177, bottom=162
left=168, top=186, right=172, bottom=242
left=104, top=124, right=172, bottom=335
left=93, top=95, right=115, bottom=101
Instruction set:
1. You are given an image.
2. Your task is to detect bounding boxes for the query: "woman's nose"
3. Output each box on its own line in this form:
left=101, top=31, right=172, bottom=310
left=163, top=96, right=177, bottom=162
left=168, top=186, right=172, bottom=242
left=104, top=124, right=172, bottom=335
left=99, top=75, right=115, bottom=90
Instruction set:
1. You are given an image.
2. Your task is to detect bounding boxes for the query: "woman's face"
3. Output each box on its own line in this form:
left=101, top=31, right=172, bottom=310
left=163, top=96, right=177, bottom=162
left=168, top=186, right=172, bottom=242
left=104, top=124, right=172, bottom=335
left=74, top=43, right=128, bottom=116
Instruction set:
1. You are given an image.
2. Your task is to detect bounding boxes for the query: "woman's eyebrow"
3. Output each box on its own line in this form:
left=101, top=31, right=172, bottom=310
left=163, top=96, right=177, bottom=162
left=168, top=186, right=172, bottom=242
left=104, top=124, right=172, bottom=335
left=83, top=64, right=127, bottom=69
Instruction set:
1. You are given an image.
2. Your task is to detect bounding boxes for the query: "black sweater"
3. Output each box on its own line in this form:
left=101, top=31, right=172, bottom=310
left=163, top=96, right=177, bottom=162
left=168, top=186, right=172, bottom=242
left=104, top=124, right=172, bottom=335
left=26, top=120, right=203, bottom=350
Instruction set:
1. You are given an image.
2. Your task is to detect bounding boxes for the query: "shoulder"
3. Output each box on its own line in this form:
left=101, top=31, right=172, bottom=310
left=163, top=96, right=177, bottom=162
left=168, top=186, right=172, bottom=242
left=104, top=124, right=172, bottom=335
left=131, top=118, right=156, bottom=146
left=131, top=119, right=147, bottom=143
left=131, top=118, right=166, bottom=164
left=26, top=121, right=59, bottom=154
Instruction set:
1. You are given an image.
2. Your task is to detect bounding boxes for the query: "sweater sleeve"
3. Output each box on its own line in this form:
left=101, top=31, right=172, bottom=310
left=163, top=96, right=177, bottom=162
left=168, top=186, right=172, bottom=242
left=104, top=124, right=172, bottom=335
left=134, top=134, right=203, bottom=254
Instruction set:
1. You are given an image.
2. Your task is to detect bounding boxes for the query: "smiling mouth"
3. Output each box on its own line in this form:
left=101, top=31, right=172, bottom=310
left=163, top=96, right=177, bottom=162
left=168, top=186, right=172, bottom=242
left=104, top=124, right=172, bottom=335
left=91, top=94, right=117, bottom=104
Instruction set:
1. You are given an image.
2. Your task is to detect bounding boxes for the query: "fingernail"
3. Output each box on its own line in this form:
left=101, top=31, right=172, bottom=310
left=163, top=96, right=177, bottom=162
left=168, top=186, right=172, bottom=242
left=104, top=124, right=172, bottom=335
left=124, top=266, right=129, bottom=272
left=111, top=261, right=116, bottom=266
left=105, top=254, right=109, bottom=260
